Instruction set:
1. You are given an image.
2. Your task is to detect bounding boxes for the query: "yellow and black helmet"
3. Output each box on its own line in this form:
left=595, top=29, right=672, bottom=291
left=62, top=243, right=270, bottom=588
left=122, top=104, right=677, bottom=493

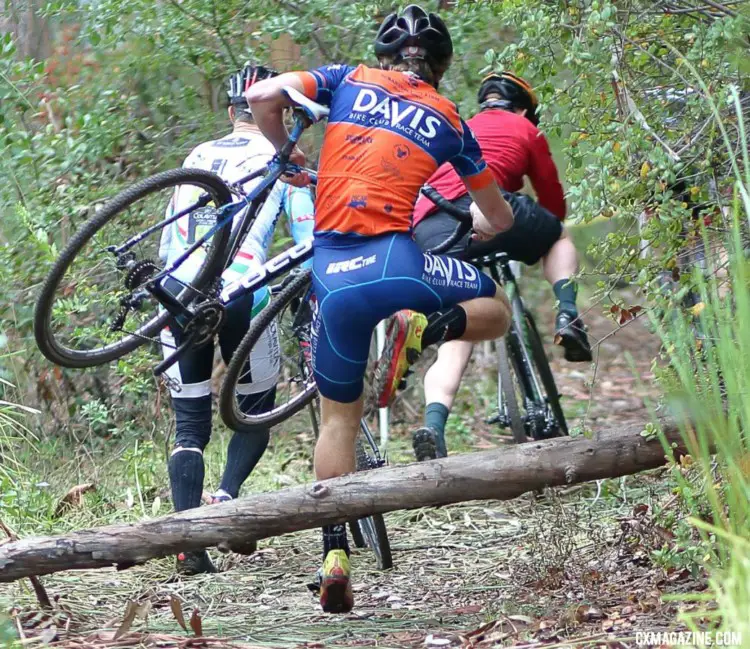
left=478, top=72, right=539, bottom=125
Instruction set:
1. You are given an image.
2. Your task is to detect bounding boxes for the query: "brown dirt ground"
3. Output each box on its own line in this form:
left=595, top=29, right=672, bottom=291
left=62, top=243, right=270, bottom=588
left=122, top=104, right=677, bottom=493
left=5, top=291, right=708, bottom=649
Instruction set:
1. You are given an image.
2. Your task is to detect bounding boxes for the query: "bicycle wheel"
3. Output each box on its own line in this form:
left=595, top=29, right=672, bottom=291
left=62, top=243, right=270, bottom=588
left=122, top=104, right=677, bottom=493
left=34, top=168, right=233, bottom=368
left=353, top=436, right=393, bottom=571
left=524, top=310, right=568, bottom=436
left=497, top=338, right=527, bottom=444
left=219, top=269, right=317, bottom=433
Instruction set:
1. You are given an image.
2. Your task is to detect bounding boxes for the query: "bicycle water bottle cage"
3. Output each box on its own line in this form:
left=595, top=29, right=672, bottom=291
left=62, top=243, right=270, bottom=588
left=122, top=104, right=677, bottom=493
left=282, top=86, right=330, bottom=124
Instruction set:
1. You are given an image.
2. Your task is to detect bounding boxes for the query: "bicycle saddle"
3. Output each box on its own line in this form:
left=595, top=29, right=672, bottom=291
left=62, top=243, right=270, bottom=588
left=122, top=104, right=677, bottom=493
left=282, top=86, right=330, bottom=123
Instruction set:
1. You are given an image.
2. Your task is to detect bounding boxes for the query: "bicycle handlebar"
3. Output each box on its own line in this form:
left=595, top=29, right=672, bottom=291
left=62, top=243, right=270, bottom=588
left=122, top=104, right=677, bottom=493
left=420, top=185, right=472, bottom=223
left=420, top=185, right=473, bottom=255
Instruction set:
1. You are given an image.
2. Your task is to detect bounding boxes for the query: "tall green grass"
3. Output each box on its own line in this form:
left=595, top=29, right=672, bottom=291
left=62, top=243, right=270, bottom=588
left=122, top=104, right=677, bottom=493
left=0, top=377, right=40, bottom=484
left=654, top=85, right=749, bottom=644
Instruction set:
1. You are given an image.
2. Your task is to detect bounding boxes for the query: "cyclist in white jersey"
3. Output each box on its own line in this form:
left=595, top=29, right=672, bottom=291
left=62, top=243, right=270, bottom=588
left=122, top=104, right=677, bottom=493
left=158, top=63, right=315, bottom=575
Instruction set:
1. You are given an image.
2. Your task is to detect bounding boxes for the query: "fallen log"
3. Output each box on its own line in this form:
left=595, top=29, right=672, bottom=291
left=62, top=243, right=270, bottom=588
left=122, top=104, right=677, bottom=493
left=0, top=420, right=684, bottom=582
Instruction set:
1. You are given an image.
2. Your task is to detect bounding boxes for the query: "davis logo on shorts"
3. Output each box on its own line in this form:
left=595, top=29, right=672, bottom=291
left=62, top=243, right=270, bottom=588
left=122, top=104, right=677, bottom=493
left=326, top=254, right=377, bottom=274
left=423, top=255, right=479, bottom=288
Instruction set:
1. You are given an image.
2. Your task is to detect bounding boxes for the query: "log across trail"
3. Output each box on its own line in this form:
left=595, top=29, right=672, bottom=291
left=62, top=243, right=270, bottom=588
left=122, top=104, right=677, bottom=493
left=0, top=420, right=685, bottom=583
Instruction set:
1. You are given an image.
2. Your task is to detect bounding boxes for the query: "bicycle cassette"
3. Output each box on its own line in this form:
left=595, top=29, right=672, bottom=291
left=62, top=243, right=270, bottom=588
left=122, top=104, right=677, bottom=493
left=124, top=259, right=159, bottom=290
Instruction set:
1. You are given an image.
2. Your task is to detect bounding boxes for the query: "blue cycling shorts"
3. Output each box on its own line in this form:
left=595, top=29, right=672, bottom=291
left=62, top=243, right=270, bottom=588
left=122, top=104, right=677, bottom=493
left=310, top=232, right=497, bottom=403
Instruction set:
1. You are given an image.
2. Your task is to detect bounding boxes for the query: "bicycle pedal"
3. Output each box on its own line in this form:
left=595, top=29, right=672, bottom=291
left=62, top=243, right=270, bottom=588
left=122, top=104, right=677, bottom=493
left=485, top=413, right=501, bottom=425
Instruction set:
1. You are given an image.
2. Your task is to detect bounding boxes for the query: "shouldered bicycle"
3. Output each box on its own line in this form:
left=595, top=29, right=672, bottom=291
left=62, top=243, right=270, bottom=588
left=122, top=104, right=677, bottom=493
left=32, top=87, right=396, bottom=570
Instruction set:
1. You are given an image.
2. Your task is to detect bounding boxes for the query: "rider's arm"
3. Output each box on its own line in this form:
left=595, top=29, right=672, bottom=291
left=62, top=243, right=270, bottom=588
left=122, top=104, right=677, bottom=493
left=159, top=195, right=175, bottom=262
left=159, top=145, right=203, bottom=261
left=242, top=181, right=286, bottom=265
left=245, top=73, right=307, bottom=152
left=246, top=65, right=355, bottom=151
left=526, top=130, right=567, bottom=220
left=452, top=120, right=514, bottom=234
left=466, top=182, right=514, bottom=236
left=285, top=185, right=315, bottom=243
left=284, top=185, right=315, bottom=269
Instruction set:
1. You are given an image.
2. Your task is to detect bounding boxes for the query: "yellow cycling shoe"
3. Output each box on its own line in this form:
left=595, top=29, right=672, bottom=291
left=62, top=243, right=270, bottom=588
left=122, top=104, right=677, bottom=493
left=319, top=549, right=354, bottom=614
left=375, top=310, right=427, bottom=408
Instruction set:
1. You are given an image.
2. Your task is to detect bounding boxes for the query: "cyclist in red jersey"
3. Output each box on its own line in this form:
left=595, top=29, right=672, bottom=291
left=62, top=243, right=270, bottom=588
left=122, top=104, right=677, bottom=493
left=247, top=5, right=515, bottom=613
left=377, top=72, right=592, bottom=462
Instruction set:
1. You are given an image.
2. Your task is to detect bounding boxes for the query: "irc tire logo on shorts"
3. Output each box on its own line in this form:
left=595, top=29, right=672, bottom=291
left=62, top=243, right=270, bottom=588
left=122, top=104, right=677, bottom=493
left=326, top=254, right=377, bottom=274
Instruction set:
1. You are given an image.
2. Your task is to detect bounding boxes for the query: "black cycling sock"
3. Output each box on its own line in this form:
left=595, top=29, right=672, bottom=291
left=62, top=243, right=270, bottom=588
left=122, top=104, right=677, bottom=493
left=219, top=428, right=270, bottom=498
left=425, top=402, right=450, bottom=437
left=422, top=305, right=467, bottom=348
left=168, top=449, right=205, bottom=512
left=553, top=279, right=578, bottom=316
left=322, top=524, right=350, bottom=557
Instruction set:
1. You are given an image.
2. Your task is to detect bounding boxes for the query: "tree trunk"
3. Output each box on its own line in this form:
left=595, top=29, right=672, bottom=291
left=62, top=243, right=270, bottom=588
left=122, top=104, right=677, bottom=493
left=1, top=0, right=52, bottom=60
left=0, top=420, right=686, bottom=583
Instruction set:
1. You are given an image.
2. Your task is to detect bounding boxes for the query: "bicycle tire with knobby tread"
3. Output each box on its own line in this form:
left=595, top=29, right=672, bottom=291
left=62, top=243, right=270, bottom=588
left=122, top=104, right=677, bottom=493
left=524, top=310, right=568, bottom=436
left=353, top=437, right=393, bottom=571
left=497, top=337, right=527, bottom=444
left=34, top=168, right=233, bottom=368
left=219, top=269, right=317, bottom=434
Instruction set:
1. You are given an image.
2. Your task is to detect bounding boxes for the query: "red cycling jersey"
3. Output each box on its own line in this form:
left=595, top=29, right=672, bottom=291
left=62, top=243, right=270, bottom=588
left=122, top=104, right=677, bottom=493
left=413, top=108, right=567, bottom=226
left=294, top=64, right=493, bottom=237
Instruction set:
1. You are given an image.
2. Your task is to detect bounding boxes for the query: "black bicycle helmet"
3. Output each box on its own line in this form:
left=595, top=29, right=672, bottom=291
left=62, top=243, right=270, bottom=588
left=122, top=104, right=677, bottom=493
left=478, top=72, right=539, bottom=125
left=227, top=63, right=279, bottom=105
left=375, top=4, right=453, bottom=77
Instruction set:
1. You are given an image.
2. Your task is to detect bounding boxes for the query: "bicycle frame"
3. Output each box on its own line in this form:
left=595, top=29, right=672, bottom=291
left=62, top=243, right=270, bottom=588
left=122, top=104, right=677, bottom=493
left=482, top=258, right=546, bottom=418
left=144, top=115, right=319, bottom=376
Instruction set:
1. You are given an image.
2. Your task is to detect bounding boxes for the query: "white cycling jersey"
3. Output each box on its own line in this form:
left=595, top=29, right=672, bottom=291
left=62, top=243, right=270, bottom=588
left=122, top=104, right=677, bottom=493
left=159, top=129, right=314, bottom=398
left=159, top=129, right=314, bottom=309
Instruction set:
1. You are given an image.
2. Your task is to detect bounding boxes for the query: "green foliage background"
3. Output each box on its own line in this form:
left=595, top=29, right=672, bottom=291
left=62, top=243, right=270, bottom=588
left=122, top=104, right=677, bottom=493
left=0, top=1, right=749, bottom=639
left=0, top=0, right=747, bottom=464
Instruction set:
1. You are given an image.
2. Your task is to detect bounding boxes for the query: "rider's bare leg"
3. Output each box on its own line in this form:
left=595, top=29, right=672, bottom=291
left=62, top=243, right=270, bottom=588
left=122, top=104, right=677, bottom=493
left=458, top=285, right=512, bottom=341
left=417, top=340, right=473, bottom=459
left=314, top=394, right=363, bottom=481
left=315, top=393, right=362, bottom=560
left=543, top=227, right=578, bottom=286
left=424, top=340, right=474, bottom=410
left=315, top=393, right=362, bottom=613
left=414, top=284, right=510, bottom=460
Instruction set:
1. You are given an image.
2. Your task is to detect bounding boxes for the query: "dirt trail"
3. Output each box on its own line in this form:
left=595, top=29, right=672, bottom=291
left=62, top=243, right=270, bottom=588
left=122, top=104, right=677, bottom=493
left=547, top=303, right=660, bottom=431
left=4, top=302, right=688, bottom=649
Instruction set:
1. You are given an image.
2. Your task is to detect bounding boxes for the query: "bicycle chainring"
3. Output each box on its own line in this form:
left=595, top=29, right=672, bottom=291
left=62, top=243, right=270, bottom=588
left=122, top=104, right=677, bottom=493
left=184, top=301, right=225, bottom=346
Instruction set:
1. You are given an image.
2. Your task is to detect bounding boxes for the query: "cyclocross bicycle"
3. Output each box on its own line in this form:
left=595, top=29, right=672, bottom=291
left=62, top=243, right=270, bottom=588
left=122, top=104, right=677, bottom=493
left=32, top=87, right=395, bottom=569
left=422, top=188, right=569, bottom=443
left=34, top=86, right=327, bottom=376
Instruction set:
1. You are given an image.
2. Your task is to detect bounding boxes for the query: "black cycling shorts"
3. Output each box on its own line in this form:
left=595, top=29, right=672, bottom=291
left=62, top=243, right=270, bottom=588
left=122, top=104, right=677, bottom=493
left=413, top=193, right=563, bottom=266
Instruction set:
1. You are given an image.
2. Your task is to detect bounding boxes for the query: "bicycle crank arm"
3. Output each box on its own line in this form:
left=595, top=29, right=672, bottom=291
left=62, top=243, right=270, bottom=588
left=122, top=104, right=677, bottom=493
left=145, top=281, right=195, bottom=321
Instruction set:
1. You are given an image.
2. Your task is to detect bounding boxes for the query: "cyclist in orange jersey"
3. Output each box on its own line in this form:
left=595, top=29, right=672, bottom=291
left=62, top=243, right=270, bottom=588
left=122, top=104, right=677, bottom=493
left=247, top=5, right=514, bottom=613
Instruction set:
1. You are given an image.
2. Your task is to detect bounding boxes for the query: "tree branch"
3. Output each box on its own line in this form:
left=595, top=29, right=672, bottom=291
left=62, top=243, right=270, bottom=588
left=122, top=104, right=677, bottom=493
left=0, top=420, right=692, bottom=583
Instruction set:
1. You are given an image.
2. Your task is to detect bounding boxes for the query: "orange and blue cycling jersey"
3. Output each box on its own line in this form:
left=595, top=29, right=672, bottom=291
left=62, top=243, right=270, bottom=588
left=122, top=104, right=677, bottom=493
left=294, top=64, right=494, bottom=237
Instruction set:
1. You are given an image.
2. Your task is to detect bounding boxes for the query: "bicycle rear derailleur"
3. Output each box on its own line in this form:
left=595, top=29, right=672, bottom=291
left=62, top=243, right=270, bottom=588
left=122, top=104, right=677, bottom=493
left=110, top=259, right=160, bottom=332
